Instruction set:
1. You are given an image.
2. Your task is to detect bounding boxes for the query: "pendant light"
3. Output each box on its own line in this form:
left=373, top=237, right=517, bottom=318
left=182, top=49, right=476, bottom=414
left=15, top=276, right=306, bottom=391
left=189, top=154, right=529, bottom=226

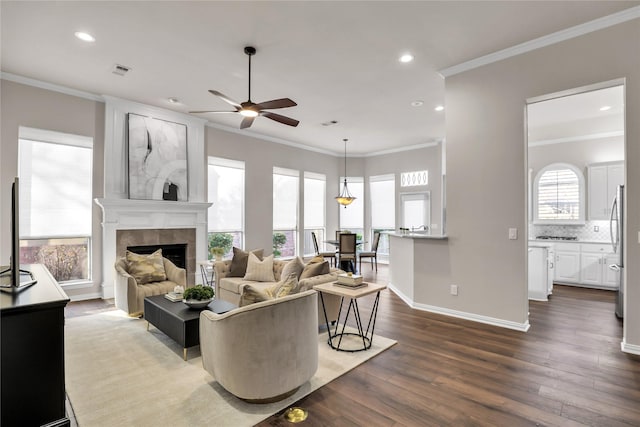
left=335, top=138, right=356, bottom=207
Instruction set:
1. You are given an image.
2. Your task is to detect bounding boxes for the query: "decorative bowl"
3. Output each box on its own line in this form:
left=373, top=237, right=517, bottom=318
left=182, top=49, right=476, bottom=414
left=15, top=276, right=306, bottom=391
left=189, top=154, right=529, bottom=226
left=183, top=298, right=214, bottom=310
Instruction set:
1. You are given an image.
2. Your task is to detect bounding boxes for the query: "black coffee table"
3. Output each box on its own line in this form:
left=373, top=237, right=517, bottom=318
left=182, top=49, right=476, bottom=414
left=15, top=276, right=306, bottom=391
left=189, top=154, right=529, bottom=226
left=144, top=295, right=236, bottom=360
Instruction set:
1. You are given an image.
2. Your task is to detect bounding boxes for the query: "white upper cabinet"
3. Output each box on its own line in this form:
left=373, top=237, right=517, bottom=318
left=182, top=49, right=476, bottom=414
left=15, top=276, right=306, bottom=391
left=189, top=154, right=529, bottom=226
left=588, top=161, right=624, bottom=220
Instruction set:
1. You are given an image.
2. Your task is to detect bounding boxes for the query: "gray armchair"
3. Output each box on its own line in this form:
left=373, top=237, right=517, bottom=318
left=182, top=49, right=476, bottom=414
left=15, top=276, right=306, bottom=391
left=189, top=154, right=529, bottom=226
left=200, top=290, right=318, bottom=402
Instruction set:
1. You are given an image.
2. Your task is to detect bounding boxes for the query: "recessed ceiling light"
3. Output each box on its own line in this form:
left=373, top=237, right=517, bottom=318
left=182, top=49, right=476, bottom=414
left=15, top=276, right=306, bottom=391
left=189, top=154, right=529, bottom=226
left=399, top=53, right=414, bottom=63
left=411, top=101, right=424, bottom=107
left=435, top=105, right=445, bottom=112
left=74, top=31, right=95, bottom=42
left=600, top=105, right=612, bottom=111
left=168, top=97, right=180, bottom=104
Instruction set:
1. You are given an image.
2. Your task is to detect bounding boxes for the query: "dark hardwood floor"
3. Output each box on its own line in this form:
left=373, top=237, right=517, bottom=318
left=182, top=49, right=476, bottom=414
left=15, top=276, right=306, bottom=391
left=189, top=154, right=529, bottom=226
left=65, top=262, right=640, bottom=426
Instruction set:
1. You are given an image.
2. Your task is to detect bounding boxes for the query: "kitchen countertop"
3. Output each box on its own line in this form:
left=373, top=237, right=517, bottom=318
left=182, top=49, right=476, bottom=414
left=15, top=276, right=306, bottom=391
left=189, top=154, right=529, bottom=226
left=389, top=232, right=448, bottom=240
left=529, top=239, right=611, bottom=245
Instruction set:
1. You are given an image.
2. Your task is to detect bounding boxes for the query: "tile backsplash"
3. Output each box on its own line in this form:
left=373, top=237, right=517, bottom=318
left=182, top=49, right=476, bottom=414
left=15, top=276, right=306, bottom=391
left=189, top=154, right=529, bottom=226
left=529, top=221, right=611, bottom=242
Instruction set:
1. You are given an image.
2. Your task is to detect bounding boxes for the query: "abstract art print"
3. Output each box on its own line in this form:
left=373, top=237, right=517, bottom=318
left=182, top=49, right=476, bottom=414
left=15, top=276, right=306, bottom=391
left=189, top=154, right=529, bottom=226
left=127, top=113, right=188, bottom=201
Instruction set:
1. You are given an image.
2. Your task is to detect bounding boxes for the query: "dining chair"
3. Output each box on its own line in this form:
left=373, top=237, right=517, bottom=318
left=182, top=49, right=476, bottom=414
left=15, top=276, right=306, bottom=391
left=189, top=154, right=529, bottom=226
left=338, top=233, right=357, bottom=273
left=359, top=231, right=381, bottom=272
left=311, top=231, right=336, bottom=267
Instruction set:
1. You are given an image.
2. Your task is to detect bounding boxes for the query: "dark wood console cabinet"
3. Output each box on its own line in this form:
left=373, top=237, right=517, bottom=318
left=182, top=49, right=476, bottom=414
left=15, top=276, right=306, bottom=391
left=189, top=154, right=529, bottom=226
left=1, top=264, right=70, bottom=427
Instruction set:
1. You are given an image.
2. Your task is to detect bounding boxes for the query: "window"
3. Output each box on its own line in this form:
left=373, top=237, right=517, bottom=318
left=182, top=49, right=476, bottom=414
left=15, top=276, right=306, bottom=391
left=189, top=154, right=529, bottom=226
left=369, top=174, right=395, bottom=257
left=273, top=167, right=299, bottom=258
left=207, top=157, right=245, bottom=258
left=304, top=172, right=326, bottom=256
left=401, top=170, right=428, bottom=187
left=18, top=127, right=93, bottom=285
left=534, top=163, right=585, bottom=224
left=400, top=192, right=430, bottom=230
left=339, top=177, right=364, bottom=239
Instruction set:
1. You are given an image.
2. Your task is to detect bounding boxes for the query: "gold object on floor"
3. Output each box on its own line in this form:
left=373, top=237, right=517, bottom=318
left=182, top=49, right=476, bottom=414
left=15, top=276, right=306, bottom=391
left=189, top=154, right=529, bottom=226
left=284, top=407, right=308, bottom=423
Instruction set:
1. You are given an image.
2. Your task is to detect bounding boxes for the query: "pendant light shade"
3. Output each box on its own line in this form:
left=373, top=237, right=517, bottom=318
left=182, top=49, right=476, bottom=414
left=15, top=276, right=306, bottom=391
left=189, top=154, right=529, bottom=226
left=335, top=138, right=356, bottom=207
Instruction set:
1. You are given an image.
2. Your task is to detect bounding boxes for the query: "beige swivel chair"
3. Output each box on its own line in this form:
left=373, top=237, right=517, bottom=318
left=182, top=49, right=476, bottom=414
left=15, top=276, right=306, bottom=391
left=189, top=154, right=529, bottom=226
left=338, top=233, right=357, bottom=273
left=200, top=290, right=318, bottom=402
left=311, top=231, right=336, bottom=267
left=359, top=231, right=381, bottom=271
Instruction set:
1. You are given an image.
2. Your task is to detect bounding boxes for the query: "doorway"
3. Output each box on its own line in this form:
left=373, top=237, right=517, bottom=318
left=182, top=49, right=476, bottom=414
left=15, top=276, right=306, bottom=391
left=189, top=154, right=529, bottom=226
left=525, top=80, right=625, bottom=311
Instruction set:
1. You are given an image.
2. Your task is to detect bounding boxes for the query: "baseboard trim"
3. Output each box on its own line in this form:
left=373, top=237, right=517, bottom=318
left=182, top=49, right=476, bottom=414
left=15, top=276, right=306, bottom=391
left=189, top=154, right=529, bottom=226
left=621, top=341, right=640, bottom=355
left=69, top=291, right=103, bottom=302
left=388, top=283, right=530, bottom=332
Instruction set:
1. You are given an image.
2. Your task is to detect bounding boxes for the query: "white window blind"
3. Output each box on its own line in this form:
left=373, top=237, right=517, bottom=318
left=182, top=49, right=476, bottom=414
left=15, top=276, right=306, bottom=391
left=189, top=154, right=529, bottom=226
left=18, top=132, right=93, bottom=238
left=304, top=172, right=325, bottom=228
left=273, top=168, right=299, bottom=229
left=537, top=168, right=580, bottom=220
left=370, top=174, right=395, bottom=229
left=339, top=177, right=364, bottom=229
left=207, top=157, right=244, bottom=232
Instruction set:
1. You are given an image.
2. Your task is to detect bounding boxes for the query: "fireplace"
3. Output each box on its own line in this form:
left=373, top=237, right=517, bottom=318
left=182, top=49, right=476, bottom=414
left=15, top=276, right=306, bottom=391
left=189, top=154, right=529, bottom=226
left=127, top=243, right=187, bottom=270
left=95, top=198, right=211, bottom=298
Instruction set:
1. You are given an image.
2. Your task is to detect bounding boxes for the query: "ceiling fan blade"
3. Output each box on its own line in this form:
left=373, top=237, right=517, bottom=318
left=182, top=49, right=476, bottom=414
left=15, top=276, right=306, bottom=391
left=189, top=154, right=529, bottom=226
left=189, top=110, right=237, bottom=114
left=261, top=111, right=300, bottom=127
left=255, top=98, right=297, bottom=110
left=208, top=90, right=242, bottom=109
left=240, top=116, right=256, bottom=129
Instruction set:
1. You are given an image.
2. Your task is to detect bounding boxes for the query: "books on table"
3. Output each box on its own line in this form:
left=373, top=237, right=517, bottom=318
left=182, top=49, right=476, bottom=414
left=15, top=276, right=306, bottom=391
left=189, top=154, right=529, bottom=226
left=333, top=281, right=368, bottom=289
left=337, top=273, right=363, bottom=285
left=164, top=292, right=183, bottom=302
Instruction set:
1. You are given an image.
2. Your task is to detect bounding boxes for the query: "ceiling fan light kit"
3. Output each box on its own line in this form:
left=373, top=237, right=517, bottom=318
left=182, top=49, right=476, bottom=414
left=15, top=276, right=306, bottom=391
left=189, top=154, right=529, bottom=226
left=336, top=138, right=356, bottom=207
left=190, top=46, right=299, bottom=129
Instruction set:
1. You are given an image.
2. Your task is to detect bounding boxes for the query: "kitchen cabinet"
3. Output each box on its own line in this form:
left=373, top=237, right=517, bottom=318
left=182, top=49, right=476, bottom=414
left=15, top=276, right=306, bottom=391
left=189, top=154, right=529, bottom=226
left=580, top=243, right=616, bottom=288
left=588, top=162, right=623, bottom=220
left=554, top=242, right=580, bottom=284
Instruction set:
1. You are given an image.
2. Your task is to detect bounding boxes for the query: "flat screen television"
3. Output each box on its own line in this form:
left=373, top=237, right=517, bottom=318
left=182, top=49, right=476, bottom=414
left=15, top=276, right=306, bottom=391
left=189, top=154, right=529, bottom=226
left=0, top=177, right=36, bottom=293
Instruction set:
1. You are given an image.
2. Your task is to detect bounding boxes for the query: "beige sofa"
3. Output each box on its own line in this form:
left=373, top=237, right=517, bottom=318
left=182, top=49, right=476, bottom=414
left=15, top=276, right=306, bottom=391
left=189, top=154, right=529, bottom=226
left=200, top=289, right=318, bottom=402
left=114, top=256, right=187, bottom=317
left=214, top=258, right=342, bottom=325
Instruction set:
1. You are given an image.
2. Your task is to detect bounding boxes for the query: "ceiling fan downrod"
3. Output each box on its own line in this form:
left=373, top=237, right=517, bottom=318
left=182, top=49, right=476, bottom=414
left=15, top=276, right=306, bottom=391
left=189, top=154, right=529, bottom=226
left=244, top=46, right=256, bottom=102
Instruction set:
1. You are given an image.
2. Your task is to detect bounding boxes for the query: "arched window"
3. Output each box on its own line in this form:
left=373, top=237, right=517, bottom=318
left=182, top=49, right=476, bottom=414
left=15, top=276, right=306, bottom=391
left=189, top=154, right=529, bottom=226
left=533, top=163, right=585, bottom=224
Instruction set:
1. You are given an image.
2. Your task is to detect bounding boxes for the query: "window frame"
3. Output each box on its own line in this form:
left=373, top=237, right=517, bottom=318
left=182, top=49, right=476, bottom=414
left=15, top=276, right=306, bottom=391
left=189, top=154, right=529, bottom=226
left=533, top=162, right=585, bottom=225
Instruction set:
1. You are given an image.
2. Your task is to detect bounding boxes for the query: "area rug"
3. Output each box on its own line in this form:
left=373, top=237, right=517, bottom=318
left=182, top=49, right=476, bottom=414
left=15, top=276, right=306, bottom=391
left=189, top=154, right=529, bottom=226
left=65, top=310, right=396, bottom=426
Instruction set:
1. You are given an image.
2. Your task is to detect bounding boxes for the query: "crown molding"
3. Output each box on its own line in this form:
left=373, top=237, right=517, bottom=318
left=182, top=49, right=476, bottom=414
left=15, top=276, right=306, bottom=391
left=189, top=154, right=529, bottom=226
left=439, top=6, right=640, bottom=78
left=528, top=130, right=623, bottom=147
left=3, top=71, right=442, bottom=159
left=1, top=71, right=104, bottom=102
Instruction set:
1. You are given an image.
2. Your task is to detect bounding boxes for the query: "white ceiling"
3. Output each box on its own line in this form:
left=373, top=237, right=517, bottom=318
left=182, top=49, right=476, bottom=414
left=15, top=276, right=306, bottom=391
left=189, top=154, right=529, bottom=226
left=1, top=1, right=637, bottom=155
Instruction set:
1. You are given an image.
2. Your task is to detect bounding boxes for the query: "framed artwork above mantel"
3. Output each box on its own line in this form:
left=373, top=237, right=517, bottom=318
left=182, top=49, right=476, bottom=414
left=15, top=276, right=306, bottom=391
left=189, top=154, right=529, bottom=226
left=127, top=113, right=188, bottom=201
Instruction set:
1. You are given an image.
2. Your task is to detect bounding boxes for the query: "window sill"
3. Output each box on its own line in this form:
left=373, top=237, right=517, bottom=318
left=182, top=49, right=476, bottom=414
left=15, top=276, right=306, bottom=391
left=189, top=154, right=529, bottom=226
left=60, top=280, right=94, bottom=290
left=532, top=220, right=586, bottom=226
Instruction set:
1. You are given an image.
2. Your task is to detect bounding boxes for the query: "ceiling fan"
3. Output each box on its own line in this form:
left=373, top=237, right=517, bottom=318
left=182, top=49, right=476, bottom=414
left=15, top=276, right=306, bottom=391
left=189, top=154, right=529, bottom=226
left=190, top=46, right=299, bottom=129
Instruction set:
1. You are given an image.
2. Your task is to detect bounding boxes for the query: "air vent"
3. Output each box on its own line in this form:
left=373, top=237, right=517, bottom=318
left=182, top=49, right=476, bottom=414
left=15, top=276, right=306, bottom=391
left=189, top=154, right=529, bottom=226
left=112, top=64, right=132, bottom=76
left=321, top=120, right=338, bottom=127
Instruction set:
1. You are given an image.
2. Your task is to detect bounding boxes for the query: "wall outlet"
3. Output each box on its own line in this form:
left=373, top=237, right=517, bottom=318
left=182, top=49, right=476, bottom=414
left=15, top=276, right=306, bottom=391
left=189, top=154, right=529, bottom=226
left=594, top=225, right=599, bottom=232
left=450, top=284, right=458, bottom=296
left=509, top=228, right=518, bottom=240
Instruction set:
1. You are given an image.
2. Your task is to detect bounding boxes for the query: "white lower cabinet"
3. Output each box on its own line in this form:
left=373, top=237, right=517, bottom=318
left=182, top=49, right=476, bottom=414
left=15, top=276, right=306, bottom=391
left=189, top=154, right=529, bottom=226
left=549, top=242, right=617, bottom=289
left=555, top=250, right=580, bottom=283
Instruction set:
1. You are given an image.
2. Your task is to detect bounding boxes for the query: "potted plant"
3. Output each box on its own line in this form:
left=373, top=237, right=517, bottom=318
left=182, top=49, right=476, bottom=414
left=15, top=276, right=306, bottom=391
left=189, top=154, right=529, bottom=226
left=208, top=233, right=234, bottom=260
left=210, top=247, right=225, bottom=261
left=273, top=232, right=287, bottom=258
left=182, top=285, right=215, bottom=309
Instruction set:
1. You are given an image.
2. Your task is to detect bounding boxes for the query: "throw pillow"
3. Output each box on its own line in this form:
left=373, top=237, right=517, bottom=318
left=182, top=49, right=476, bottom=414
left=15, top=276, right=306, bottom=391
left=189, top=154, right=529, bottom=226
left=281, top=256, right=305, bottom=280
left=266, top=273, right=300, bottom=299
left=228, top=247, right=264, bottom=277
left=243, top=253, right=276, bottom=282
left=125, top=249, right=167, bottom=284
left=239, top=284, right=271, bottom=307
left=299, top=260, right=330, bottom=280
left=307, top=255, right=325, bottom=264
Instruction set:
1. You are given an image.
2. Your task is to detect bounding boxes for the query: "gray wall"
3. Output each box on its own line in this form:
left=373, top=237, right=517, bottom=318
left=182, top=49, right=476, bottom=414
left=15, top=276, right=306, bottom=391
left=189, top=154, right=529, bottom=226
left=442, top=19, right=639, bottom=346
left=0, top=80, right=105, bottom=300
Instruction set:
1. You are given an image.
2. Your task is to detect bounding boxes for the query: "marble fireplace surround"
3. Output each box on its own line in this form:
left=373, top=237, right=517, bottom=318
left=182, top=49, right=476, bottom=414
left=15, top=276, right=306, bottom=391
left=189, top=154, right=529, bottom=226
left=95, top=198, right=211, bottom=299
left=116, top=228, right=196, bottom=286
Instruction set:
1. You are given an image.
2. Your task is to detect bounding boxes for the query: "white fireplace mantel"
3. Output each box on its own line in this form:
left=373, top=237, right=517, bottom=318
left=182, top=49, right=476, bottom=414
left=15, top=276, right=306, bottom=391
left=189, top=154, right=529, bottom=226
left=95, top=198, right=212, bottom=298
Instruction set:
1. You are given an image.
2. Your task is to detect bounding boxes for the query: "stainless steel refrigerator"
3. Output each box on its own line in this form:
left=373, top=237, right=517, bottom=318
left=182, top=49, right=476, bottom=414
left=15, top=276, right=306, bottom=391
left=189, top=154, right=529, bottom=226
left=609, top=185, right=624, bottom=319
